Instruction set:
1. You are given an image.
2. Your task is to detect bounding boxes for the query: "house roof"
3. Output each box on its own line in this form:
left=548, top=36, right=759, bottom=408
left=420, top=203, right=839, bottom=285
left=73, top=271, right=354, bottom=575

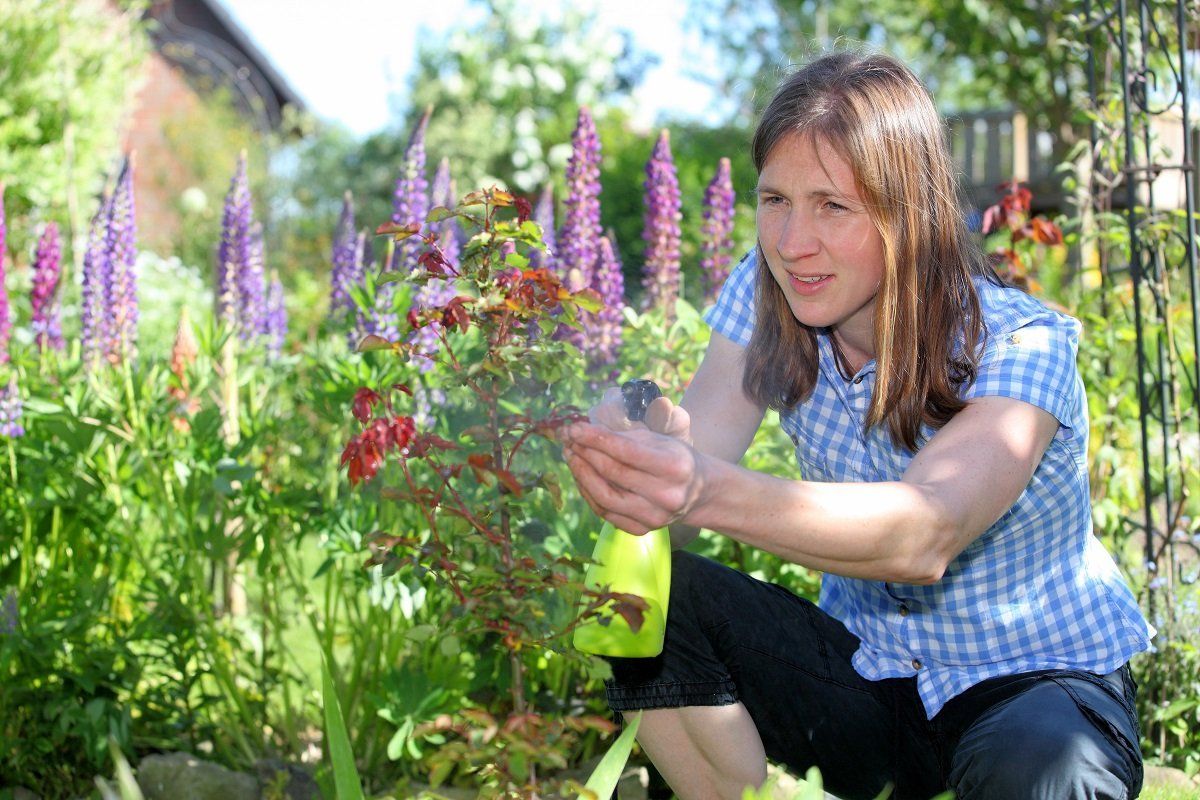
left=145, top=0, right=306, bottom=133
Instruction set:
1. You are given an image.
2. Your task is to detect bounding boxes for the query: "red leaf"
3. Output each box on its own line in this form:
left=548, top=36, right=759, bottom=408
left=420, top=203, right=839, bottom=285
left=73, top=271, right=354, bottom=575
left=514, top=196, right=532, bottom=225
left=352, top=387, right=382, bottom=424
left=1029, top=216, right=1063, bottom=245
left=374, top=221, right=421, bottom=239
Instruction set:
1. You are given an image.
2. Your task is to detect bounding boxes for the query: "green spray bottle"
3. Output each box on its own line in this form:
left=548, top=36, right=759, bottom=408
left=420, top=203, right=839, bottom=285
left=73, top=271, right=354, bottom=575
left=573, top=380, right=673, bottom=658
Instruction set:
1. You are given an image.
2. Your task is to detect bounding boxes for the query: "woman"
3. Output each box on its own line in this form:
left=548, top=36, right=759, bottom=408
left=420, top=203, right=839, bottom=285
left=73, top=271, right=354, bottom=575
left=562, top=51, right=1152, bottom=800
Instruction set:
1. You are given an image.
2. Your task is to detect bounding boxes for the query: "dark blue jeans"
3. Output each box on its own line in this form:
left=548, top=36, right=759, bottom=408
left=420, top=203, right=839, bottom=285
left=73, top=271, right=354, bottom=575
left=605, top=551, right=1144, bottom=800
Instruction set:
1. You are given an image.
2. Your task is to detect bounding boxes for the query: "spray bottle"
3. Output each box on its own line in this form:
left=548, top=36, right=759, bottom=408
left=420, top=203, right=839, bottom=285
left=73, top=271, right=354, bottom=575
left=573, top=380, right=673, bottom=658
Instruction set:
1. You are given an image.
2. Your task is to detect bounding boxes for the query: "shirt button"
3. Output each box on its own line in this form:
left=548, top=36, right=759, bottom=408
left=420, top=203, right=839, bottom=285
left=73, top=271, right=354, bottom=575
left=853, top=375, right=864, bottom=384
left=911, top=658, right=922, bottom=670
left=899, top=604, right=909, bottom=617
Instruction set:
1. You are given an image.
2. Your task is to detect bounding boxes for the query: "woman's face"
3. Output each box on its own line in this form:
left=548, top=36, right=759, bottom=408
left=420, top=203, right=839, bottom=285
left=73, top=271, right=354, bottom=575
left=756, top=133, right=885, bottom=360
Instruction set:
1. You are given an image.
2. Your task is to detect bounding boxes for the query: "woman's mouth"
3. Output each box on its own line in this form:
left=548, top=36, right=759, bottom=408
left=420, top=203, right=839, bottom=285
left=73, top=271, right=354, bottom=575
left=787, top=273, right=833, bottom=295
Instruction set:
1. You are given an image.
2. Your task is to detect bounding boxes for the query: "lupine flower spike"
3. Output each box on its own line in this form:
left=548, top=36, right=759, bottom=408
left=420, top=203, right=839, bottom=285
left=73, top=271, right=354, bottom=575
left=531, top=183, right=556, bottom=271
left=329, top=191, right=358, bottom=325
left=430, top=157, right=460, bottom=269
left=559, top=107, right=602, bottom=294
left=0, top=183, right=10, bottom=363
left=106, top=156, right=139, bottom=362
left=374, top=107, right=431, bottom=341
left=591, top=234, right=625, bottom=368
left=0, top=376, right=22, bottom=439
left=242, top=222, right=267, bottom=341
left=641, top=129, right=682, bottom=317
left=169, top=306, right=200, bottom=433
left=31, top=222, right=64, bottom=352
left=81, top=190, right=113, bottom=369
left=700, top=157, right=735, bottom=305
left=216, top=151, right=262, bottom=338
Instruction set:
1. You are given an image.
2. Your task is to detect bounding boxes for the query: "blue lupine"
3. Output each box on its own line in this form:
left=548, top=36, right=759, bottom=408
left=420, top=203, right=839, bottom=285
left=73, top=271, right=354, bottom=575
left=641, top=129, right=682, bottom=315
left=31, top=222, right=63, bottom=352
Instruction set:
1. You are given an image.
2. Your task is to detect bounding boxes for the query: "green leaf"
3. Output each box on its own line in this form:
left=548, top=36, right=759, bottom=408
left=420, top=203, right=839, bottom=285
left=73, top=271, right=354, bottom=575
left=581, top=711, right=642, bottom=797
left=22, top=398, right=64, bottom=415
left=439, top=635, right=461, bottom=657
left=376, top=270, right=408, bottom=286
left=426, top=205, right=458, bottom=224
left=321, top=654, right=366, bottom=800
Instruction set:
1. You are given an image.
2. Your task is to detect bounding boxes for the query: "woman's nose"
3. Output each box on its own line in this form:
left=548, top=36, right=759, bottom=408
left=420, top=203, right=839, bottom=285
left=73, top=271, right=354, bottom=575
left=774, top=212, right=819, bottom=260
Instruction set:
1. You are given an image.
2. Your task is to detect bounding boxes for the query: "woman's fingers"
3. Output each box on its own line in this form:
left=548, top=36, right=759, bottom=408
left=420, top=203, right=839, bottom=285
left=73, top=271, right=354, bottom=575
left=589, top=386, right=639, bottom=431
left=644, top=396, right=692, bottom=442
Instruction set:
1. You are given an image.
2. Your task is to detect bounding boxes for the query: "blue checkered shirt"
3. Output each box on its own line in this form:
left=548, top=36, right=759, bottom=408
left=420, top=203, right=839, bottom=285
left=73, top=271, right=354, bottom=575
left=705, top=251, right=1153, bottom=719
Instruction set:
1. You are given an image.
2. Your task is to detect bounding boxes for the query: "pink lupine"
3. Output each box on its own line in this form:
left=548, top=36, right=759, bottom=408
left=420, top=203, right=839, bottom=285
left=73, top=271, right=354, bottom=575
left=31, top=222, right=63, bottom=352
left=700, top=157, right=735, bottom=304
left=640, top=129, right=682, bottom=316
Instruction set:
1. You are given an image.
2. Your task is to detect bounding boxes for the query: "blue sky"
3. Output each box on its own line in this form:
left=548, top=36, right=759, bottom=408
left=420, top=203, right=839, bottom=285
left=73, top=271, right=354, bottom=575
left=215, top=0, right=725, bottom=137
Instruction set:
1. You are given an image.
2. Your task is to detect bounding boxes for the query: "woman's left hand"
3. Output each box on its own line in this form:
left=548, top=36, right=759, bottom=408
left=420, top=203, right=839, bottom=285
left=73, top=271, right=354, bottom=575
left=562, top=422, right=707, bottom=535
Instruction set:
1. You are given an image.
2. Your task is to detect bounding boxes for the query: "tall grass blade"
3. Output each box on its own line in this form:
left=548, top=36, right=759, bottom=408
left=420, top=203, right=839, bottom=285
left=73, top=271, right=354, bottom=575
left=581, top=711, right=642, bottom=798
left=322, top=653, right=366, bottom=800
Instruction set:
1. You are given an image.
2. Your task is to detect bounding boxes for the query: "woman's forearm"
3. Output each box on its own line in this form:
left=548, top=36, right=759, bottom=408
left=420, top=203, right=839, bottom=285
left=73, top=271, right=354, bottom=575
left=686, top=453, right=955, bottom=584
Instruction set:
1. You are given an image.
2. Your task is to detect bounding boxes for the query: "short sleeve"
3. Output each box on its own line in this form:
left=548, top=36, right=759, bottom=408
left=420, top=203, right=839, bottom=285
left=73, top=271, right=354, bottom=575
left=963, top=312, right=1085, bottom=440
left=703, top=249, right=758, bottom=346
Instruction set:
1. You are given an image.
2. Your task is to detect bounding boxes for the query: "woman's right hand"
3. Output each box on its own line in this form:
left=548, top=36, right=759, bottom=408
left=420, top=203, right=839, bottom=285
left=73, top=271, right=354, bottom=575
left=589, top=385, right=693, bottom=445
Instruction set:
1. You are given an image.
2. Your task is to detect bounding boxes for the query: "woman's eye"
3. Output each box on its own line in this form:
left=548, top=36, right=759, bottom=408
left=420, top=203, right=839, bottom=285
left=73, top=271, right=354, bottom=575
left=760, top=195, right=784, bottom=206
left=824, top=201, right=847, bottom=212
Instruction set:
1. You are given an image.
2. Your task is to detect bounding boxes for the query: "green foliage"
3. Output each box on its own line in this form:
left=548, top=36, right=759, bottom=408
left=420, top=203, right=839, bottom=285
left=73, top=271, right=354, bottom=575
left=690, top=0, right=1090, bottom=143
left=402, top=0, right=655, bottom=196
left=323, top=653, right=367, bottom=800
left=0, top=0, right=148, bottom=266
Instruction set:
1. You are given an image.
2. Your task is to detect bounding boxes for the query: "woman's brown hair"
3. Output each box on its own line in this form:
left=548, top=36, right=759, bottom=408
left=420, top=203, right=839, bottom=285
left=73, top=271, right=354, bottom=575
left=744, top=51, right=998, bottom=452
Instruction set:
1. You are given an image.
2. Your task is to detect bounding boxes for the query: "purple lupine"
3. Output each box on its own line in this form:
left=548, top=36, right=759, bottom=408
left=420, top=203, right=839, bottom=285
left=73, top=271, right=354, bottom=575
left=218, top=151, right=260, bottom=335
left=430, top=157, right=461, bottom=269
left=700, top=157, right=735, bottom=305
left=31, top=222, right=64, bottom=352
left=641, top=129, right=682, bottom=316
left=348, top=230, right=370, bottom=349
left=590, top=234, right=625, bottom=367
left=241, top=222, right=267, bottom=341
left=329, top=191, right=358, bottom=324
left=0, top=376, right=22, bottom=438
left=264, top=270, right=287, bottom=357
left=108, top=158, right=139, bottom=361
left=530, top=183, right=556, bottom=271
left=558, top=107, right=602, bottom=293
left=81, top=192, right=113, bottom=368
left=0, top=183, right=9, bottom=363
left=371, top=109, right=431, bottom=341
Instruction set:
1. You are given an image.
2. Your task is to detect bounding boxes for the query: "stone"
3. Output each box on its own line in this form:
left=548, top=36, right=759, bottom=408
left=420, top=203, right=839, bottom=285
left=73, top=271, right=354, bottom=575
left=1144, top=764, right=1200, bottom=791
left=135, top=752, right=258, bottom=800
left=254, top=758, right=323, bottom=800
